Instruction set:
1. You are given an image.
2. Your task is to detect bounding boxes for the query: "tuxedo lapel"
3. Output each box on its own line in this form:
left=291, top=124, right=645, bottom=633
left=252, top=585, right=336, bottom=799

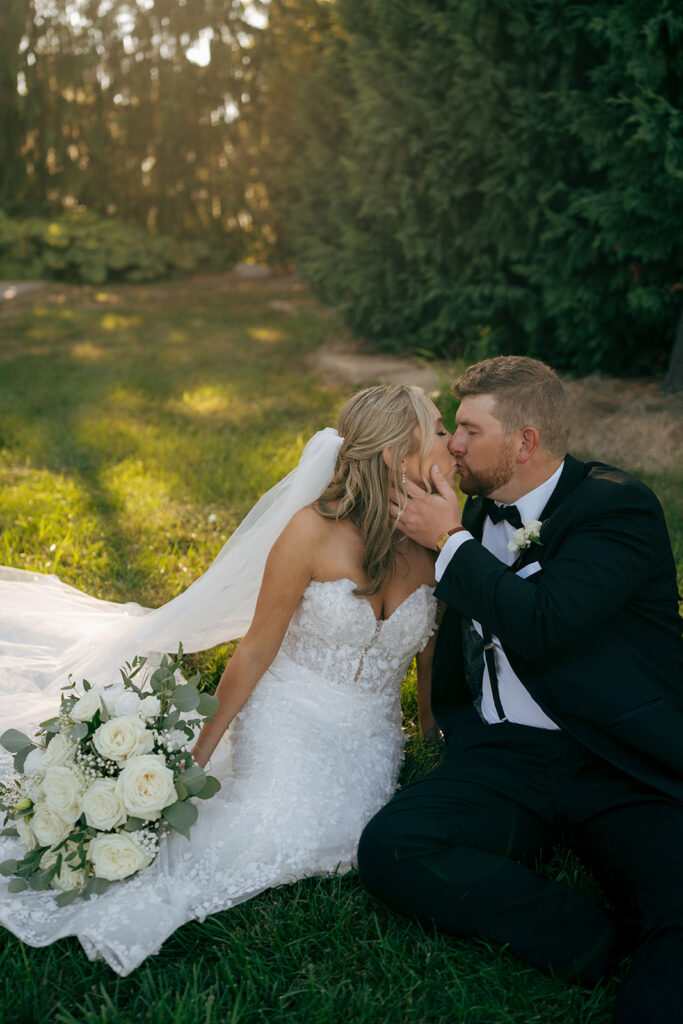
left=507, top=455, right=586, bottom=570
left=462, top=496, right=486, bottom=541
left=537, top=454, right=585, bottom=521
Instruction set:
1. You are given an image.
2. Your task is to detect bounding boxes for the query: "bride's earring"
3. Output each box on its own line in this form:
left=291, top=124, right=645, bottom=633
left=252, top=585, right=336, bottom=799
left=401, top=468, right=406, bottom=486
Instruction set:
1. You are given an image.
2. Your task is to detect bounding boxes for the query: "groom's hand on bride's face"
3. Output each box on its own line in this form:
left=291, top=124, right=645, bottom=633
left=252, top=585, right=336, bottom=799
left=389, top=465, right=462, bottom=550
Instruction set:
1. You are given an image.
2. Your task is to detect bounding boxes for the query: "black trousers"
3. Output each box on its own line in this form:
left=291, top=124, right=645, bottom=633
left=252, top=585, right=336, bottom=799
left=357, top=708, right=683, bottom=1024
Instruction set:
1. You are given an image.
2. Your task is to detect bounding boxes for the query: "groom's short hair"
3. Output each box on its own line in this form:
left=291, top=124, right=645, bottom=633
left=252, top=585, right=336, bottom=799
left=453, top=355, right=569, bottom=456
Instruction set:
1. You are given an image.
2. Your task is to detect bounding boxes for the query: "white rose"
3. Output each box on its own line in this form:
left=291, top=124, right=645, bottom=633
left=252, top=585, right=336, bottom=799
left=30, top=803, right=72, bottom=847
left=71, top=688, right=106, bottom=722
left=112, top=690, right=142, bottom=718
left=101, top=683, right=125, bottom=712
left=139, top=695, right=161, bottom=721
left=93, top=716, right=154, bottom=763
left=22, top=775, right=44, bottom=804
left=89, top=832, right=152, bottom=881
left=43, top=732, right=77, bottom=768
left=15, top=815, right=38, bottom=852
left=23, top=747, right=45, bottom=775
left=525, top=519, right=542, bottom=540
left=508, top=527, right=527, bottom=552
left=40, top=845, right=88, bottom=892
left=42, top=766, right=83, bottom=825
left=115, top=754, right=177, bottom=821
left=81, top=778, right=127, bottom=831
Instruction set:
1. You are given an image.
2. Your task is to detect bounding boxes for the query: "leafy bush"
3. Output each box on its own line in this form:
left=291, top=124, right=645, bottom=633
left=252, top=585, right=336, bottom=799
left=282, top=0, right=683, bottom=376
left=0, top=211, right=217, bottom=285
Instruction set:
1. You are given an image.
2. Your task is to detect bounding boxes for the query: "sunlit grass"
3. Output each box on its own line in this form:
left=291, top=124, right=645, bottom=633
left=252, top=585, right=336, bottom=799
left=1, top=274, right=678, bottom=1022
left=0, top=278, right=337, bottom=605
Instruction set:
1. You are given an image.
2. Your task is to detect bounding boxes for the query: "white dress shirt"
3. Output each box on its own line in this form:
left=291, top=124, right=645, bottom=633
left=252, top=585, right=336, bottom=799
left=435, top=462, right=565, bottom=729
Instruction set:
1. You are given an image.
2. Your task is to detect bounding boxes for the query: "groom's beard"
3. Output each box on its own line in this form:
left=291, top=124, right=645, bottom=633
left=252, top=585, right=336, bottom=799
left=456, top=440, right=515, bottom=497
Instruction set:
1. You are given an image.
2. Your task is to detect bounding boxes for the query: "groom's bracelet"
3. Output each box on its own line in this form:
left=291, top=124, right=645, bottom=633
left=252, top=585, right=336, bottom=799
left=436, top=526, right=467, bottom=551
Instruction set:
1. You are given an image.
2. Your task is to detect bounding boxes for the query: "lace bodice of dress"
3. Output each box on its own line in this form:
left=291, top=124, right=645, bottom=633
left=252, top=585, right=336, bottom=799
left=279, top=578, right=437, bottom=695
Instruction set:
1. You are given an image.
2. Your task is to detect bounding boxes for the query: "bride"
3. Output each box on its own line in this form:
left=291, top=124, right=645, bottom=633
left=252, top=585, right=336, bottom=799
left=0, top=384, right=456, bottom=975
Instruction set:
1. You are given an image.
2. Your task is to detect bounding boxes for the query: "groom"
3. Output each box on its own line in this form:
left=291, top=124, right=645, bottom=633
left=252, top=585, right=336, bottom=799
left=357, top=356, right=683, bottom=1023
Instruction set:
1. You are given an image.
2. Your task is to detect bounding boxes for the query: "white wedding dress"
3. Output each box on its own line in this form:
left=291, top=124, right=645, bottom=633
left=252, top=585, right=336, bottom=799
left=0, top=576, right=436, bottom=974
left=0, top=429, right=437, bottom=975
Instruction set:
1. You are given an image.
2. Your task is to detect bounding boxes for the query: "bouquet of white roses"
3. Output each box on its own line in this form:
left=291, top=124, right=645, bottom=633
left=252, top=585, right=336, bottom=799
left=0, top=646, right=220, bottom=907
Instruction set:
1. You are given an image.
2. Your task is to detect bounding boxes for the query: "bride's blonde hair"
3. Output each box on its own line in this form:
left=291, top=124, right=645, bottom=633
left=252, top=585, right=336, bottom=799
left=315, top=384, right=436, bottom=597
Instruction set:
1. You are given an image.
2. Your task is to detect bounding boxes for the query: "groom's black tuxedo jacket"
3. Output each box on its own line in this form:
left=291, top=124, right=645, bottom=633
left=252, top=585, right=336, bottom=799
left=432, top=455, right=683, bottom=801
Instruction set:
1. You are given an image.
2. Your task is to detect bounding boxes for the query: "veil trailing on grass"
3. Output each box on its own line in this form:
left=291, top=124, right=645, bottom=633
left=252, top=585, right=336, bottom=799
left=0, top=428, right=343, bottom=735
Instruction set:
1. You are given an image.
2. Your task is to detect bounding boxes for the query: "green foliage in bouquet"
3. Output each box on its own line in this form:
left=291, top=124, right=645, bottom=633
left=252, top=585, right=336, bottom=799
left=0, top=210, right=216, bottom=285
left=0, top=647, right=220, bottom=906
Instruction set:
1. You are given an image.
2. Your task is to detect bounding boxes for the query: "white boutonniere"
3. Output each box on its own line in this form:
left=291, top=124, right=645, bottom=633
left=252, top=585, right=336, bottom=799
left=507, top=519, right=543, bottom=554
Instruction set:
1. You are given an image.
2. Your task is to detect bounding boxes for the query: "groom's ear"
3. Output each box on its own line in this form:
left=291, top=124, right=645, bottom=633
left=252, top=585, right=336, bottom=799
left=517, top=426, right=540, bottom=463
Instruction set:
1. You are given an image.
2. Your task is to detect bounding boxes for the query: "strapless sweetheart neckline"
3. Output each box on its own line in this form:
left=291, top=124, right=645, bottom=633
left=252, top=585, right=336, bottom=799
left=307, top=578, right=434, bottom=624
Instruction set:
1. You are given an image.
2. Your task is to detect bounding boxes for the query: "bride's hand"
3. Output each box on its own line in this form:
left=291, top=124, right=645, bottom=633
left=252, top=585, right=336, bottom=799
left=191, top=744, right=206, bottom=769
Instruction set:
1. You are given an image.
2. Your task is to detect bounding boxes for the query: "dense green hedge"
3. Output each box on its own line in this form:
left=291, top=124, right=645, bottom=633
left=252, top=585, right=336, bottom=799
left=0, top=211, right=215, bottom=285
left=284, top=0, right=683, bottom=375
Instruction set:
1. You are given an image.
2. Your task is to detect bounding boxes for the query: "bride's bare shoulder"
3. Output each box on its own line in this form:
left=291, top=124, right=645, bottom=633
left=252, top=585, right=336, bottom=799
left=281, top=505, right=338, bottom=543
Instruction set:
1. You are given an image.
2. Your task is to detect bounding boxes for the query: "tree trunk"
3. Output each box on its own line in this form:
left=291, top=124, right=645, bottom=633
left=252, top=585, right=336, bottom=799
left=663, top=303, right=683, bottom=393
left=0, top=0, right=29, bottom=211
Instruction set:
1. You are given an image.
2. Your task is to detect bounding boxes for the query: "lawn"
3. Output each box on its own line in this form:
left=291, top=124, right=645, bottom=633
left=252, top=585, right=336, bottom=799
left=0, top=274, right=679, bottom=1023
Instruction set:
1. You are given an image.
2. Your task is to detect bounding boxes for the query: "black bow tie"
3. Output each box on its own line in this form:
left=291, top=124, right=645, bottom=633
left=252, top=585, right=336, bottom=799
left=482, top=498, right=523, bottom=529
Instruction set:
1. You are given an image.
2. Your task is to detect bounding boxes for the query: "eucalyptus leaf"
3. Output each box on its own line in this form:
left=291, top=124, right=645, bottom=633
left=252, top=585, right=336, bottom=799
left=196, top=776, right=221, bottom=800
left=0, top=859, right=19, bottom=876
left=123, top=817, right=146, bottom=832
left=83, top=875, right=108, bottom=898
left=162, top=799, right=198, bottom=839
left=68, top=722, right=89, bottom=741
left=150, top=668, right=171, bottom=694
left=176, top=765, right=206, bottom=796
left=38, top=717, right=61, bottom=730
left=55, top=889, right=81, bottom=907
left=14, top=746, right=35, bottom=773
left=7, top=878, right=28, bottom=893
left=172, top=685, right=200, bottom=712
left=161, top=709, right=180, bottom=730
left=46, top=859, right=60, bottom=882
left=28, top=870, right=52, bottom=892
left=21, top=849, right=45, bottom=874
left=174, top=782, right=189, bottom=801
left=124, top=655, right=147, bottom=682
left=1, top=828, right=19, bottom=838
left=1, top=729, right=32, bottom=754
left=196, top=692, right=219, bottom=717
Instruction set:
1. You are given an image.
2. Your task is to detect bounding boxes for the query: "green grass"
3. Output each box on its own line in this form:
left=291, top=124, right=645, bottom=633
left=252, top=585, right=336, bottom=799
left=0, top=274, right=679, bottom=1023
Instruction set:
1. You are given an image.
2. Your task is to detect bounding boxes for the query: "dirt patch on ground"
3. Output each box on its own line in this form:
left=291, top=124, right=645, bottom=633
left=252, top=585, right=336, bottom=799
left=309, top=335, right=443, bottom=393
left=562, top=376, right=682, bottom=475
left=309, top=337, right=682, bottom=475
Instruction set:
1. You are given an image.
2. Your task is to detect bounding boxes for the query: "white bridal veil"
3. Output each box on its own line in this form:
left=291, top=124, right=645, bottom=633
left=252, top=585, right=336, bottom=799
left=0, top=428, right=343, bottom=735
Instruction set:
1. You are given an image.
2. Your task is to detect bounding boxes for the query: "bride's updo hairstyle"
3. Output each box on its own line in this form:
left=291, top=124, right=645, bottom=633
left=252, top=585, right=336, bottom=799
left=315, top=384, right=435, bottom=598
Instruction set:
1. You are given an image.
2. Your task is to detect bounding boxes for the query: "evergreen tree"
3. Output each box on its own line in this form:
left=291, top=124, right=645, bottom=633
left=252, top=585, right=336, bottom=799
left=283, top=0, right=683, bottom=377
